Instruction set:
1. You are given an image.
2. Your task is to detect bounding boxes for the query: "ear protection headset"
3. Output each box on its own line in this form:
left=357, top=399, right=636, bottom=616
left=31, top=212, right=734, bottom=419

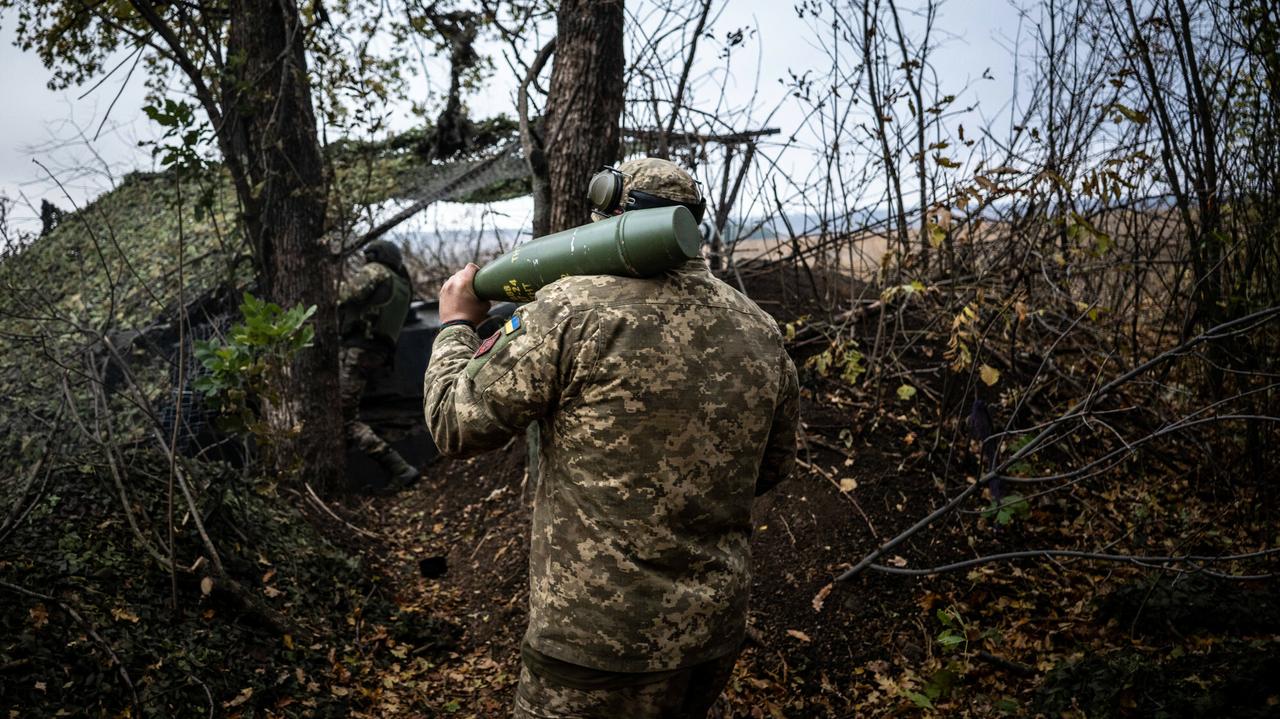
left=587, top=166, right=707, bottom=223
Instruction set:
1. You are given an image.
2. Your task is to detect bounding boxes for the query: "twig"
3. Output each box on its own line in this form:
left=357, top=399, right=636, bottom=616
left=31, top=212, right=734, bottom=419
left=302, top=482, right=381, bottom=540
left=867, top=547, right=1280, bottom=578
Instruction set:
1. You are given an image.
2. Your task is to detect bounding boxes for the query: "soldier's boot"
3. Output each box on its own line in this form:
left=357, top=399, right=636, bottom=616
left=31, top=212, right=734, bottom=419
left=377, top=450, right=420, bottom=491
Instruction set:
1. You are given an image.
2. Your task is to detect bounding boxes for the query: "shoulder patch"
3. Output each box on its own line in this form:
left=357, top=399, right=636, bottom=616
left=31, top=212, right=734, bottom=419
left=465, top=313, right=527, bottom=379
left=473, top=331, right=500, bottom=358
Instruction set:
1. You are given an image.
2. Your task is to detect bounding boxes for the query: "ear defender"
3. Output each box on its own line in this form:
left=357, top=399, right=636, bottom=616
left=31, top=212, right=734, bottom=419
left=587, top=167, right=626, bottom=216
left=587, top=165, right=708, bottom=223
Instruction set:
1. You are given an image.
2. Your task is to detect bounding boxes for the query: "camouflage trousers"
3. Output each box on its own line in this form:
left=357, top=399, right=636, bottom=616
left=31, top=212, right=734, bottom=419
left=511, top=648, right=739, bottom=719
left=339, top=346, right=409, bottom=473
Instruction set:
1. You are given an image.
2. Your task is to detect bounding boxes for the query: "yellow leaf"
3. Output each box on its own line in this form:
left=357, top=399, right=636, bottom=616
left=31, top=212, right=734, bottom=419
left=979, top=364, right=1001, bottom=386
left=111, top=607, right=140, bottom=623
left=839, top=478, right=858, bottom=492
left=928, top=223, right=946, bottom=249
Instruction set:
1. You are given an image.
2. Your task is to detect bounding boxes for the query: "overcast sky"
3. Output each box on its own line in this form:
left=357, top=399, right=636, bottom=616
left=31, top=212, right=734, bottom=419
left=0, top=1, right=1026, bottom=236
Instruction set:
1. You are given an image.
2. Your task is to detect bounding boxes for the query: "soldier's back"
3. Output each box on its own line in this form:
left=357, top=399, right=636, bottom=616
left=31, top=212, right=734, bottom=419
left=525, top=258, right=791, bottom=673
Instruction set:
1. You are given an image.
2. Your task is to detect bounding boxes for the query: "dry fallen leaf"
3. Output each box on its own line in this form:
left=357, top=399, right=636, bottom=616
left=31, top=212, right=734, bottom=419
left=838, top=478, right=857, bottom=493
left=223, top=687, right=253, bottom=708
left=979, top=363, right=1001, bottom=386
left=200, top=577, right=214, bottom=595
left=888, top=555, right=909, bottom=568
left=787, top=629, right=812, bottom=643
left=812, top=583, right=833, bottom=613
left=111, top=607, right=140, bottom=623
left=29, top=603, right=48, bottom=629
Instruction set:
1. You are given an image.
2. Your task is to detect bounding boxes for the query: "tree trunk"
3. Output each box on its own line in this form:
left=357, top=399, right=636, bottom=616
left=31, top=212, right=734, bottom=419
left=543, top=0, right=626, bottom=234
left=227, top=0, right=344, bottom=490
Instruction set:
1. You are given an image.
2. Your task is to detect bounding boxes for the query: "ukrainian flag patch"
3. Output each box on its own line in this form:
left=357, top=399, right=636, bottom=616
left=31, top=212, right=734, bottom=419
left=467, top=314, right=525, bottom=380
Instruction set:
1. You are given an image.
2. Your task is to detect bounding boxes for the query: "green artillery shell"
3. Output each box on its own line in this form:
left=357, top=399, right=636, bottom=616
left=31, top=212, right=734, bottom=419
left=472, top=205, right=702, bottom=302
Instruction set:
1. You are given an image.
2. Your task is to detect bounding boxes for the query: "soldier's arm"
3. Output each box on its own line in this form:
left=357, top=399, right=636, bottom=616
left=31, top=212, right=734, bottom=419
left=423, top=296, right=597, bottom=458
left=755, top=352, right=800, bottom=496
left=338, top=264, right=383, bottom=307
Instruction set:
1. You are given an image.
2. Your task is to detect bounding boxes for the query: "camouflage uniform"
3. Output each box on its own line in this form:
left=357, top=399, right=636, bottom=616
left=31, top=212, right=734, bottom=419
left=340, top=255, right=416, bottom=483
left=423, top=158, right=799, bottom=717
left=613, top=157, right=703, bottom=210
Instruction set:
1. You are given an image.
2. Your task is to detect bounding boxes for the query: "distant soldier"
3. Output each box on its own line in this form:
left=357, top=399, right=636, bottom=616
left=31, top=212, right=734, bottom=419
left=339, top=240, right=419, bottom=488
left=424, top=158, right=800, bottom=718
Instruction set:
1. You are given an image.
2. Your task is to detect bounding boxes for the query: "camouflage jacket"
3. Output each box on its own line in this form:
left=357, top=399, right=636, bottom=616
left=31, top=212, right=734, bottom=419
left=339, top=262, right=410, bottom=348
left=423, top=259, right=799, bottom=672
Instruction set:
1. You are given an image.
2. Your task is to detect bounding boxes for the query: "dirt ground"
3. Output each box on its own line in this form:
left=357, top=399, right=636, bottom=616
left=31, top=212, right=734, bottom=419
left=343, top=267, right=1280, bottom=718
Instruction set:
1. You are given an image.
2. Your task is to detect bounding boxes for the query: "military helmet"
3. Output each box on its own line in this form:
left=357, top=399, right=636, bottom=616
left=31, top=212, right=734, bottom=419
left=363, top=239, right=404, bottom=271
left=587, top=157, right=705, bottom=222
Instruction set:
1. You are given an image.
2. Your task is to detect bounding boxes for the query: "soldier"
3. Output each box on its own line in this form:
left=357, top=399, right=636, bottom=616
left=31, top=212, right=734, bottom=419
left=423, top=158, right=799, bottom=718
left=339, top=239, right=419, bottom=489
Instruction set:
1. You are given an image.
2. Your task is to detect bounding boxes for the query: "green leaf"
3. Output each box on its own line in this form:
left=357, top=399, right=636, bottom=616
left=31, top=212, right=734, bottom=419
left=897, top=384, right=917, bottom=401
left=983, top=493, right=1030, bottom=525
left=905, top=690, right=934, bottom=709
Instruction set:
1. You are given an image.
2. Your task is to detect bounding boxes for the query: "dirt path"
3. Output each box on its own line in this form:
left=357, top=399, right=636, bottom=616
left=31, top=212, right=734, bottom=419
left=345, top=398, right=943, bottom=717
left=342, top=370, right=1279, bottom=718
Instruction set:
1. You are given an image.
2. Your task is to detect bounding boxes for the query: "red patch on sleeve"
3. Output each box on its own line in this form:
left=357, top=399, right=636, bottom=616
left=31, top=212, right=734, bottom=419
left=473, top=331, right=500, bottom=358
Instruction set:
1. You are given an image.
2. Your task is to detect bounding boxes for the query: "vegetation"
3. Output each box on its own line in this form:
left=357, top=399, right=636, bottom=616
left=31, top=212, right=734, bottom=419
left=1, top=0, right=1277, bottom=717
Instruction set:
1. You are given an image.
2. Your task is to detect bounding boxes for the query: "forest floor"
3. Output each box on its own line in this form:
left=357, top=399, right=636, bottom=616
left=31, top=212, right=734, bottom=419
left=332, top=268, right=1280, bottom=718
left=344, top=398, right=1280, bottom=718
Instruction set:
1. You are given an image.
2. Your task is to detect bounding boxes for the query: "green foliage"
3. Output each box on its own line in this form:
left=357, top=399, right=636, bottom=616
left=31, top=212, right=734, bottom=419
left=141, top=99, right=211, bottom=173
left=808, top=339, right=866, bottom=386
left=904, top=665, right=960, bottom=710
left=193, top=293, right=315, bottom=438
left=982, top=493, right=1030, bottom=526
left=935, top=606, right=969, bottom=653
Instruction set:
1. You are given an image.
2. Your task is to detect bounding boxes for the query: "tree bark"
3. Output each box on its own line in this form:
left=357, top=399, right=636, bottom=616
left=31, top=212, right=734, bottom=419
left=542, top=0, right=626, bottom=234
left=521, top=37, right=557, bottom=239
left=226, top=0, right=343, bottom=489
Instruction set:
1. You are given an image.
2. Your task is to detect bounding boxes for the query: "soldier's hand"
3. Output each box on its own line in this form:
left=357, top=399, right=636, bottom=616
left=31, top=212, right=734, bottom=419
left=439, top=263, right=491, bottom=326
